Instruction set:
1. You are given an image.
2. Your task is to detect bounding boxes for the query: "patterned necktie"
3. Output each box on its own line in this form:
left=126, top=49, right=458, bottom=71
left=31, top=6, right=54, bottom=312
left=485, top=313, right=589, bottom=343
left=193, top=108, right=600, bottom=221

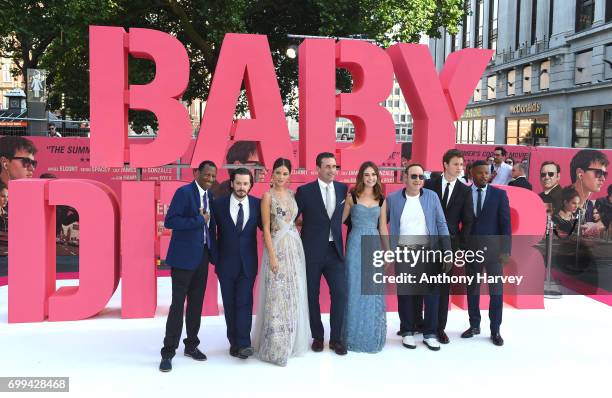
left=476, top=188, right=482, bottom=218
left=236, top=202, right=244, bottom=232
left=202, top=192, right=211, bottom=247
left=325, top=185, right=334, bottom=219
left=442, top=181, right=450, bottom=208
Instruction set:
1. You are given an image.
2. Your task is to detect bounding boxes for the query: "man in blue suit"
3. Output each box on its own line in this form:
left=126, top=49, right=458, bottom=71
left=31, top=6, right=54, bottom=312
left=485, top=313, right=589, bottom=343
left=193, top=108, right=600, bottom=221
left=210, top=168, right=261, bottom=360
left=160, top=161, right=217, bottom=372
left=296, top=152, right=348, bottom=355
left=461, top=160, right=511, bottom=346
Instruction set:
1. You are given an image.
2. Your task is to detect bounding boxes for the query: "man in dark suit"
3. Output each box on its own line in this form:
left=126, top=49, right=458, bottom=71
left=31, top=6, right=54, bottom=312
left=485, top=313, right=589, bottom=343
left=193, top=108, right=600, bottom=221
left=296, top=152, right=348, bottom=355
left=538, top=161, right=562, bottom=215
left=508, top=163, right=533, bottom=190
left=160, top=161, right=217, bottom=372
left=461, top=160, right=511, bottom=346
left=423, top=149, right=474, bottom=344
left=210, top=168, right=261, bottom=360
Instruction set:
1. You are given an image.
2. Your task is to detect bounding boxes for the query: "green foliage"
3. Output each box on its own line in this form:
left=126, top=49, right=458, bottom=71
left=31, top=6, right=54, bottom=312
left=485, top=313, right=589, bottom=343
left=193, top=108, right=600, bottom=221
left=0, top=0, right=464, bottom=130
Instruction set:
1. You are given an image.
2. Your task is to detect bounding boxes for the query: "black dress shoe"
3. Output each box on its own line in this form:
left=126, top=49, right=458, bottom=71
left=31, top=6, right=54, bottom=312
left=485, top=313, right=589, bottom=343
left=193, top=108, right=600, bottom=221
left=490, top=333, right=504, bottom=346
left=159, top=358, right=172, bottom=372
left=229, top=346, right=239, bottom=357
left=396, top=329, right=407, bottom=336
left=329, top=341, right=347, bottom=356
left=437, top=331, right=450, bottom=344
left=311, top=339, right=324, bottom=352
left=238, top=346, right=254, bottom=359
left=184, top=348, right=207, bottom=361
left=460, top=327, right=481, bottom=338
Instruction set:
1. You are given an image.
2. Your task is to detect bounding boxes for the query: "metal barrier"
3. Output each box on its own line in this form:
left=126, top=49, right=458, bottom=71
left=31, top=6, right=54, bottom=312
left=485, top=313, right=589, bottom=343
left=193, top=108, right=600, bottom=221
left=0, top=116, right=89, bottom=137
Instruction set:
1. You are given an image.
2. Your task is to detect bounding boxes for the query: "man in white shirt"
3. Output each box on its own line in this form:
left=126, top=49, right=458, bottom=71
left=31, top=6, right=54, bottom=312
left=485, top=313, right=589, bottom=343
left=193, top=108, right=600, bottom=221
left=490, top=146, right=512, bottom=185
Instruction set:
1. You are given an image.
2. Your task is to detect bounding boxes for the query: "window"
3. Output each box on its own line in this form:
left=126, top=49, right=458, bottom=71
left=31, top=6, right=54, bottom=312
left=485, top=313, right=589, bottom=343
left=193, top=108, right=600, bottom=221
left=531, top=0, right=538, bottom=45
left=607, top=0, right=612, bottom=22
left=605, top=45, right=612, bottom=80
left=487, top=75, right=496, bottom=100
left=456, top=117, right=495, bottom=144
left=507, top=69, right=516, bottom=96
left=506, top=116, right=549, bottom=145
left=576, top=0, right=595, bottom=32
left=522, top=65, right=532, bottom=94
left=488, top=0, right=498, bottom=52
left=573, top=107, right=612, bottom=148
left=462, top=0, right=472, bottom=48
left=575, top=50, right=592, bottom=85
left=540, top=60, right=550, bottom=90
left=473, top=80, right=482, bottom=102
left=549, top=0, right=555, bottom=38
left=394, top=86, right=400, bottom=95
left=1, top=63, right=10, bottom=83
left=515, top=0, right=522, bottom=50
left=394, top=100, right=400, bottom=107
left=475, top=0, right=484, bottom=48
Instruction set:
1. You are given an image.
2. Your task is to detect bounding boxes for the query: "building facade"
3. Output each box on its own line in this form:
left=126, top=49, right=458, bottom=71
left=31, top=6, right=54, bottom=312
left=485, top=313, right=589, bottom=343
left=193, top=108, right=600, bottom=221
left=430, top=0, right=612, bottom=148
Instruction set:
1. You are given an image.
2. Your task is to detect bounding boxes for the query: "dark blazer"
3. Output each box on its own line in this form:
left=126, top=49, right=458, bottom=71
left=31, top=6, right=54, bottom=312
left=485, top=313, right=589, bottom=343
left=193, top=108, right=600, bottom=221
left=210, top=194, right=261, bottom=280
left=164, top=181, right=217, bottom=270
left=424, top=176, right=474, bottom=243
left=539, top=184, right=562, bottom=215
left=471, top=184, right=512, bottom=254
left=296, top=180, right=348, bottom=264
left=508, top=176, right=533, bottom=190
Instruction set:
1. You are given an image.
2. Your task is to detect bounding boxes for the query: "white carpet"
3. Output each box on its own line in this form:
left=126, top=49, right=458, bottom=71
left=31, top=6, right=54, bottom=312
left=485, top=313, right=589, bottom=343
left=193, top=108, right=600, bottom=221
left=0, top=278, right=610, bottom=397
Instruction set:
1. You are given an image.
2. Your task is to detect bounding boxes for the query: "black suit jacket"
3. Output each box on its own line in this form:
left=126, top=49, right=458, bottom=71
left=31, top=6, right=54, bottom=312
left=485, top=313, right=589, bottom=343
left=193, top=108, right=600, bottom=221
left=539, top=184, right=562, bottom=215
left=424, top=176, right=474, bottom=247
left=508, top=176, right=532, bottom=190
left=296, top=180, right=348, bottom=265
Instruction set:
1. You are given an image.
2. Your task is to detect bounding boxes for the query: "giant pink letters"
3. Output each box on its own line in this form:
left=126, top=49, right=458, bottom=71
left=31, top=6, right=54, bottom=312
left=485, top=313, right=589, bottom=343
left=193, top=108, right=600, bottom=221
left=7, top=27, right=544, bottom=322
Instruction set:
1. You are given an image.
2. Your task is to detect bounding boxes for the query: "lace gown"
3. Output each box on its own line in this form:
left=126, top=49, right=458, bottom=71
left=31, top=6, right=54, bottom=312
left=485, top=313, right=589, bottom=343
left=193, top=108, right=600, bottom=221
left=253, top=190, right=310, bottom=366
left=342, top=203, right=387, bottom=353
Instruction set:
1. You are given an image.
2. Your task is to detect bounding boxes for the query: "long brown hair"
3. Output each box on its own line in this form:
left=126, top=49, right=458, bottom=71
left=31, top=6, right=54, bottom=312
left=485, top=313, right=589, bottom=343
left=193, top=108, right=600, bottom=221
left=352, top=161, right=384, bottom=201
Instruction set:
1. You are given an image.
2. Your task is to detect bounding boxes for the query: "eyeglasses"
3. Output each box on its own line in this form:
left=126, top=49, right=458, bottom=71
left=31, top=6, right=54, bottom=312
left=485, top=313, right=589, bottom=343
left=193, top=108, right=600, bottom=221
left=540, top=171, right=556, bottom=178
left=505, top=160, right=513, bottom=165
left=11, top=157, right=38, bottom=169
left=585, top=168, right=608, bottom=179
left=409, top=174, right=425, bottom=180
left=49, top=126, right=56, bottom=130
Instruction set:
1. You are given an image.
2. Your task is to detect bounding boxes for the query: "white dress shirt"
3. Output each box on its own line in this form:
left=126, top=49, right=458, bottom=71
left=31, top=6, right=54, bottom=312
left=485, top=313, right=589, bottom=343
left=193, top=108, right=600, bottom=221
left=318, top=178, right=336, bottom=241
left=491, top=162, right=513, bottom=185
left=230, top=193, right=250, bottom=227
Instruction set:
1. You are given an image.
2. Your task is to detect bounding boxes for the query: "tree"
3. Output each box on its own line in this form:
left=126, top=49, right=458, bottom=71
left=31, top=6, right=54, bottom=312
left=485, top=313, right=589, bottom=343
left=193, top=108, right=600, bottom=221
left=0, top=0, right=465, bottom=129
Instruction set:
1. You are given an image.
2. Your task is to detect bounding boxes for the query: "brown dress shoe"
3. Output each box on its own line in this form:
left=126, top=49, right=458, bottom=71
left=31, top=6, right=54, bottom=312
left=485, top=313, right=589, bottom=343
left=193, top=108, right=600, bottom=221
left=437, top=331, right=450, bottom=344
left=491, top=333, right=504, bottom=346
left=460, top=327, right=480, bottom=338
left=311, top=339, right=324, bottom=352
left=329, top=341, right=347, bottom=355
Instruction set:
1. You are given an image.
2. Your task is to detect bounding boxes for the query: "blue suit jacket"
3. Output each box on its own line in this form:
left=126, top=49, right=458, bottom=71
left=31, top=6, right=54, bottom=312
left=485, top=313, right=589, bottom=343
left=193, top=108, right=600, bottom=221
left=211, top=194, right=261, bottom=280
left=471, top=185, right=512, bottom=254
left=164, top=181, right=217, bottom=270
left=296, top=180, right=348, bottom=264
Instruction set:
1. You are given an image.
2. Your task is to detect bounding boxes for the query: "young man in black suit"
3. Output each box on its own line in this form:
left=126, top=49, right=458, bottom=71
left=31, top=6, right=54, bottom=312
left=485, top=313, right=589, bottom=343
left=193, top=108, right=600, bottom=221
left=423, top=149, right=474, bottom=344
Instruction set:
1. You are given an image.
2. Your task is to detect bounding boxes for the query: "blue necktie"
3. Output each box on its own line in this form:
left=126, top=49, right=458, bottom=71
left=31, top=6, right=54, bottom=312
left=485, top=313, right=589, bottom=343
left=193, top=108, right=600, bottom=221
left=476, top=188, right=482, bottom=218
left=236, top=202, right=244, bottom=232
left=202, top=192, right=211, bottom=247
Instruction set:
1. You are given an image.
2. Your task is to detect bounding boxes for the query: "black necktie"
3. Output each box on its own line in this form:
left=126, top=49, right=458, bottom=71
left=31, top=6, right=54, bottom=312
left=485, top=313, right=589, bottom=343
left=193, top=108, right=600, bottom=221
left=442, top=181, right=450, bottom=208
left=236, top=202, right=244, bottom=232
left=476, top=188, right=482, bottom=218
